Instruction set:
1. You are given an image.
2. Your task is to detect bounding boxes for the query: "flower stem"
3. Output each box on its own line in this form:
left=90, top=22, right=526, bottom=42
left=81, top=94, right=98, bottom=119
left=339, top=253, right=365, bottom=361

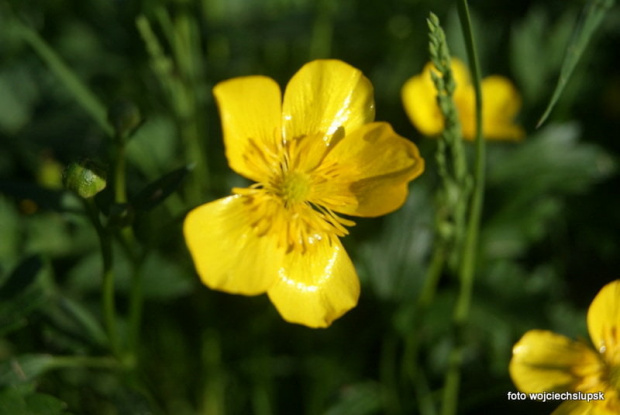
left=113, top=140, right=127, bottom=204
left=111, top=130, right=145, bottom=368
left=84, top=199, right=120, bottom=357
left=127, top=254, right=144, bottom=365
left=441, top=1, right=485, bottom=414
left=418, top=241, right=447, bottom=309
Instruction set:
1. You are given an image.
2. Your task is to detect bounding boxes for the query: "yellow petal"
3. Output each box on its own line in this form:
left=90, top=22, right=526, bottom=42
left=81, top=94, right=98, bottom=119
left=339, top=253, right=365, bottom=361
left=481, top=75, right=524, bottom=140
left=587, top=280, right=620, bottom=364
left=267, top=237, right=359, bottom=328
left=183, top=195, right=279, bottom=295
left=317, top=122, right=424, bottom=217
left=458, top=76, right=525, bottom=140
left=401, top=64, right=444, bottom=136
left=282, top=60, right=374, bottom=143
left=552, top=401, right=595, bottom=415
left=402, top=58, right=471, bottom=137
left=509, top=330, right=604, bottom=394
left=552, top=400, right=618, bottom=415
left=449, top=58, right=472, bottom=102
left=213, top=76, right=282, bottom=181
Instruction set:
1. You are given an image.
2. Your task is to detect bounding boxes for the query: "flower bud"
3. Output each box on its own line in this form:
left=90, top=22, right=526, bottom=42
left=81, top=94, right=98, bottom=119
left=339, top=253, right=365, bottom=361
left=63, top=160, right=107, bottom=199
left=107, top=100, right=142, bottom=140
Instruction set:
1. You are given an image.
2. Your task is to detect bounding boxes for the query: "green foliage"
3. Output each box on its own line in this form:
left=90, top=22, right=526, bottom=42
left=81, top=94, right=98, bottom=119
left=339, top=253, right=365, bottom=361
left=537, top=0, right=615, bottom=126
left=0, top=385, right=73, bottom=415
left=1, top=0, right=618, bottom=414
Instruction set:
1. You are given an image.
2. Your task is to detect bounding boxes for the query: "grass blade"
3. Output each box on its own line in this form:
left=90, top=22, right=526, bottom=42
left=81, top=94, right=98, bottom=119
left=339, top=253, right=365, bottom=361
left=13, top=18, right=113, bottom=136
left=537, top=0, right=614, bottom=128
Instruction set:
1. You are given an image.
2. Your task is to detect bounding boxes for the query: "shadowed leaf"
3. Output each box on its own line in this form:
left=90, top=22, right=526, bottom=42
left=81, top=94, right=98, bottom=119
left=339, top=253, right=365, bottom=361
left=132, top=165, right=191, bottom=211
left=0, top=385, right=73, bottom=415
left=537, top=0, right=615, bottom=127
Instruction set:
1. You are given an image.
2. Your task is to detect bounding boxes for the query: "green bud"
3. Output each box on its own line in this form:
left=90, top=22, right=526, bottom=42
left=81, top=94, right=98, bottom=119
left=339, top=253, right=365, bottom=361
left=107, top=100, right=142, bottom=140
left=63, top=160, right=107, bottom=199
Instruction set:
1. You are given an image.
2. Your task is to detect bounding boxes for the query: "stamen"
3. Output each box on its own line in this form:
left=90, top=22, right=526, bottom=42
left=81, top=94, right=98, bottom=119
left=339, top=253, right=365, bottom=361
left=238, top=131, right=357, bottom=254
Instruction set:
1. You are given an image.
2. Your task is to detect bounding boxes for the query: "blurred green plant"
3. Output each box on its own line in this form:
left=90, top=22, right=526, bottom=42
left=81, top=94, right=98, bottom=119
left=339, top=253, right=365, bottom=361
left=0, top=0, right=618, bottom=414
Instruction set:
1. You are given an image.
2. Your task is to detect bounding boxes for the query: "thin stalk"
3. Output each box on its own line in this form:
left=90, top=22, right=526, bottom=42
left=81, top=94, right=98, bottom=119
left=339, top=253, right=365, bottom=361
left=127, top=255, right=145, bottom=365
left=440, top=1, right=485, bottom=414
left=113, top=141, right=127, bottom=204
left=400, top=240, right=446, bottom=415
left=418, top=241, right=447, bottom=309
left=111, top=132, right=145, bottom=367
left=153, top=6, right=210, bottom=204
left=84, top=199, right=120, bottom=356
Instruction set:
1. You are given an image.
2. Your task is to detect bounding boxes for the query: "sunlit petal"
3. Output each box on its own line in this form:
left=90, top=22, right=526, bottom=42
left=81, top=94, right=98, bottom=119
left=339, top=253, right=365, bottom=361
left=552, top=400, right=595, bottom=415
left=184, top=195, right=280, bottom=295
left=282, top=60, right=374, bottom=144
left=318, top=122, right=424, bottom=217
left=481, top=75, right=524, bottom=140
left=267, top=237, right=359, bottom=328
left=587, top=280, right=620, bottom=365
left=458, top=75, right=524, bottom=140
left=401, top=64, right=444, bottom=136
left=402, top=59, right=471, bottom=137
left=213, top=76, right=282, bottom=181
left=509, top=330, right=604, bottom=394
left=553, top=400, right=618, bottom=415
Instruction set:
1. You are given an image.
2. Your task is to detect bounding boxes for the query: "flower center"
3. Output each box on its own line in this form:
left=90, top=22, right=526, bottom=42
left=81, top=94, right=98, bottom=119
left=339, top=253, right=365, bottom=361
left=280, top=171, right=311, bottom=205
left=231, top=135, right=356, bottom=253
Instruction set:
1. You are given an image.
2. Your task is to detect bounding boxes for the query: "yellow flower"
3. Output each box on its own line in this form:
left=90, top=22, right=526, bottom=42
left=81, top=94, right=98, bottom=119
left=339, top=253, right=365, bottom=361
left=509, top=280, right=620, bottom=414
left=184, top=60, right=424, bottom=328
left=401, top=58, right=524, bottom=140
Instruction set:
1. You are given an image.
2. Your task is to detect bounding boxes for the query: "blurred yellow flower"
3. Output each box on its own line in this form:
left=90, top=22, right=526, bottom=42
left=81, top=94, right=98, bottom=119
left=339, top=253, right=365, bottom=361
left=401, top=58, right=524, bottom=140
left=184, top=60, right=424, bottom=328
left=510, top=280, right=620, bottom=414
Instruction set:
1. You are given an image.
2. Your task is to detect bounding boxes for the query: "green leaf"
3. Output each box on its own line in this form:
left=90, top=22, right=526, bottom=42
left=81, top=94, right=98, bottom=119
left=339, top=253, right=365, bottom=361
left=537, top=0, right=615, bottom=127
left=0, top=355, right=56, bottom=387
left=0, top=385, right=72, bottom=415
left=483, top=123, right=615, bottom=259
left=113, top=389, right=158, bottom=415
left=125, top=116, right=178, bottom=178
left=0, top=67, right=38, bottom=134
left=0, top=256, right=48, bottom=336
left=510, top=7, right=575, bottom=104
left=487, top=123, right=615, bottom=194
left=52, top=296, right=108, bottom=349
left=324, top=382, right=382, bottom=415
left=132, top=165, right=191, bottom=212
left=0, top=255, right=42, bottom=301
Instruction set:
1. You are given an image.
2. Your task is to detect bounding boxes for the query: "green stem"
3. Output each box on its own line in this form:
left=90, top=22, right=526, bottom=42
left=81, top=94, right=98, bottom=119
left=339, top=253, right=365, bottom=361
left=127, top=255, right=145, bottom=365
left=441, top=1, right=485, bottom=414
left=400, top=241, right=446, bottom=414
left=84, top=199, right=120, bottom=357
left=113, top=140, right=127, bottom=204
left=418, top=241, right=447, bottom=309
left=111, top=132, right=145, bottom=367
left=155, top=6, right=210, bottom=205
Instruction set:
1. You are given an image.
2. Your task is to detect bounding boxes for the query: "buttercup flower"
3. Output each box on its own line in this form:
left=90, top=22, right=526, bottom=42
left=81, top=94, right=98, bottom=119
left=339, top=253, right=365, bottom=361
left=184, top=60, right=424, bottom=328
left=510, top=280, right=620, bottom=414
left=401, top=58, right=524, bottom=140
